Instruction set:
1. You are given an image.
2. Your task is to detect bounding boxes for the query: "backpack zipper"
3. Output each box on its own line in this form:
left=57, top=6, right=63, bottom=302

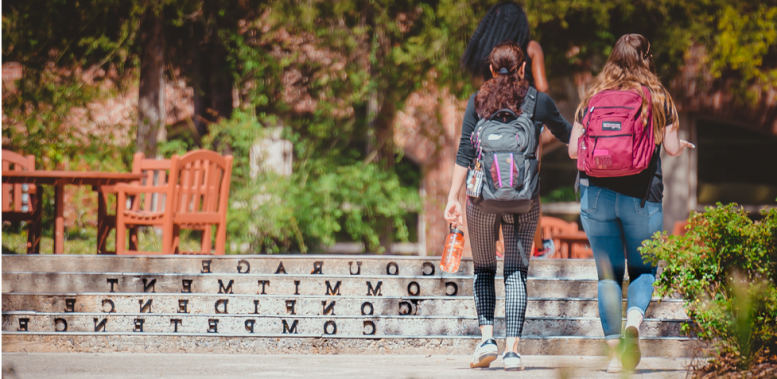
left=591, top=134, right=630, bottom=153
left=594, top=134, right=631, bottom=138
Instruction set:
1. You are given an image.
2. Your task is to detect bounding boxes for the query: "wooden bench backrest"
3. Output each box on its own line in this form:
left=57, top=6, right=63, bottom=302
left=170, top=150, right=233, bottom=218
left=2, top=150, right=36, bottom=213
left=130, top=152, right=172, bottom=213
left=540, top=216, right=579, bottom=238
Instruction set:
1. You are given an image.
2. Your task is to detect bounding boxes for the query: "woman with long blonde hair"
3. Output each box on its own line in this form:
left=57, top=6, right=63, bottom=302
left=568, top=34, right=693, bottom=373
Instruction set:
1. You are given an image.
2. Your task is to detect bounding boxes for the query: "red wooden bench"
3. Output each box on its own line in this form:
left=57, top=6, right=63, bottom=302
left=539, top=216, right=593, bottom=259
left=2, top=150, right=42, bottom=254
left=114, top=150, right=233, bottom=255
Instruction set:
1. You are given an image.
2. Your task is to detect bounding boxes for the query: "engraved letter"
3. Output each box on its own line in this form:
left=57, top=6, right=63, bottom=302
left=363, top=320, right=376, bottom=335
left=178, top=299, right=189, bottom=314
left=218, top=279, right=234, bottom=294
left=294, top=280, right=300, bottom=295
left=18, top=318, right=29, bottom=331
left=107, top=278, right=119, bottom=293
left=275, top=262, right=287, bottom=274
left=348, top=261, right=362, bottom=275
left=215, top=299, right=228, bottom=314
left=311, top=261, right=323, bottom=275
left=143, top=278, right=156, bottom=293
left=398, top=301, right=413, bottom=316
left=54, top=318, right=68, bottom=332
left=282, top=320, right=298, bottom=334
left=324, top=320, right=337, bottom=335
left=245, top=319, right=256, bottom=333
left=325, top=281, right=341, bottom=296
left=407, top=281, right=420, bottom=296
left=171, top=319, right=182, bottom=332
left=253, top=300, right=260, bottom=314
left=94, top=318, right=107, bottom=332
left=65, top=298, right=75, bottom=312
left=258, top=280, right=270, bottom=294
left=102, top=299, right=115, bottom=313
left=322, top=301, right=336, bottom=316
left=237, top=260, right=250, bottom=274
left=386, top=262, right=399, bottom=275
left=133, top=318, right=145, bottom=332
left=445, top=282, right=459, bottom=296
left=422, top=262, right=435, bottom=276
left=181, top=279, right=192, bottom=293
left=285, top=300, right=296, bottom=315
left=361, top=302, right=374, bottom=316
left=366, top=281, right=383, bottom=296
left=207, top=319, right=219, bottom=333
left=139, top=299, right=152, bottom=313
left=201, top=260, right=212, bottom=273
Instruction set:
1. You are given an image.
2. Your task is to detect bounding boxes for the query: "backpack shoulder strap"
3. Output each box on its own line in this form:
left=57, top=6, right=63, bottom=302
left=520, top=87, right=538, bottom=119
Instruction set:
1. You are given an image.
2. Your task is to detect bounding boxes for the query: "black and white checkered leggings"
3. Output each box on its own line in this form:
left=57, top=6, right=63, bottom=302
left=466, top=198, right=539, bottom=337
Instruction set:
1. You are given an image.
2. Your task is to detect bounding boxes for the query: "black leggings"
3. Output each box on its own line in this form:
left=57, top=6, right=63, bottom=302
left=466, top=199, right=539, bottom=337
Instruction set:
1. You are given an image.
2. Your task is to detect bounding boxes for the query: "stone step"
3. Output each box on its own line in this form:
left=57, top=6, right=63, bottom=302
left=1, top=293, right=688, bottom=319
left=2, top=312, right=688, bottom=337
left=2, top=272, right=618, bottom=298
left=1, top=255, right=599, bottom=279
left=1, top=333, right=699, bottom=357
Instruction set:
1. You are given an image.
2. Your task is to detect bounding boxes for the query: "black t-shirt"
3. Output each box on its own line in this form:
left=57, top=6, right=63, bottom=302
left=455, top=90, right=572, bottom=168
left=577, top=89, right=676, bottom=203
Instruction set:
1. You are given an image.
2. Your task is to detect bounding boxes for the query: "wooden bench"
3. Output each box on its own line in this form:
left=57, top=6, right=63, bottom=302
left=539, top=216, right=593, bottom=259
left=2, top=150, right=42, bottom=254
left=114, top=150, right=233, bottom=255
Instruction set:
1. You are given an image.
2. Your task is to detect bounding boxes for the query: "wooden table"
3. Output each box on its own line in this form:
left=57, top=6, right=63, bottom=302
left=2, top=171, right=145, bottom=254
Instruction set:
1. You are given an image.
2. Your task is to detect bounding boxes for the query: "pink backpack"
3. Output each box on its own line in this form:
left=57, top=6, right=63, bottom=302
left=577, top=87, right=654, bottom=177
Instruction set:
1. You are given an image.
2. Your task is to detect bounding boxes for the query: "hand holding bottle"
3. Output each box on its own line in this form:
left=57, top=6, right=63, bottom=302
left=444, top=198, right=464, bottom=227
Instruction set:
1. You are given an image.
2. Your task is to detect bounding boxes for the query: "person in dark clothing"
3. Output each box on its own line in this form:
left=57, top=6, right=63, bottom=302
left=461, top=2, right=548, bottom=92
left=568, top=34, right=694, bottom=373
left=445, top=41, right=572, bottom=371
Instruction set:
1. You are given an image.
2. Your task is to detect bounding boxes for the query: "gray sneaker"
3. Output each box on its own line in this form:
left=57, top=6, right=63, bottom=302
left=502, top=352, right=524, bottom=371
left=469, top=339, right=498, bottom=368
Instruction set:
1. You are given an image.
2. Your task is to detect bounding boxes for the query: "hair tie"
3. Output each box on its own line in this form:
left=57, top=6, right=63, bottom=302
left=499, top=67, right=509, bottom=74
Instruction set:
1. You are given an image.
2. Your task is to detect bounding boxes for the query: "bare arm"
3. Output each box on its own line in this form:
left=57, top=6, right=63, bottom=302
left=663, top=123, right=694, bottom=156
left=568, top=121, right=584, bottom=159
left=444, top=164, right=468, bottom=226
left=528, top=41, right=548, bottom=93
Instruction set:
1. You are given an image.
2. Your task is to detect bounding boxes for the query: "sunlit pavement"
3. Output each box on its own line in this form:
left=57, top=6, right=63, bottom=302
left=2, top=353, right=693, bottom=378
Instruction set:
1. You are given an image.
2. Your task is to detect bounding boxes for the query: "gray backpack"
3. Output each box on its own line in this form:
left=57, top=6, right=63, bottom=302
left=470, top=87, right=539, bottom=214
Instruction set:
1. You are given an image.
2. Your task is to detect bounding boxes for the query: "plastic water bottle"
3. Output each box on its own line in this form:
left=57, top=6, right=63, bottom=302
left=440, top=224, right=465, bottom=273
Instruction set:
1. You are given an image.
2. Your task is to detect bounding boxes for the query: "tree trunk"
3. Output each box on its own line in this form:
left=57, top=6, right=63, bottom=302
left=136, top=7, right=166, bottom=158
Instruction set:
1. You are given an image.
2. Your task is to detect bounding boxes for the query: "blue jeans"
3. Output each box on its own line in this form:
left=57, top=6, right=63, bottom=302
left=580, top=184, right=661, bottom=340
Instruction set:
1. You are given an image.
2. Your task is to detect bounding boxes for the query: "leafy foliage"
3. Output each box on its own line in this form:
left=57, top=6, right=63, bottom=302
left=3, top=0, right=776, bottom=252
left=199, top=112, right=419, bottom=253
left=642, top=204, right=777, bottom=369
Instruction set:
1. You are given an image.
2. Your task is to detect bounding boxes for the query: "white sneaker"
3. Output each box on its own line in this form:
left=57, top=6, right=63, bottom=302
left=502, top=352, right=524, bottom=371
left=606, top=357, right=623, bottom=373
left=469, top=339, right=498, bottom=368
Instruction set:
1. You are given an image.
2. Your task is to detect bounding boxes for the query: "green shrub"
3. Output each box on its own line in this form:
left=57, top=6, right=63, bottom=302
left=198, top=112, right=420, bottom=254
left=642, top=203, right=777, bottom=368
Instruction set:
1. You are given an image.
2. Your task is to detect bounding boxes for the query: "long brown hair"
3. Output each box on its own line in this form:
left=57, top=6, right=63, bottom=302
left=475, top=41, right=530, bottom=119
left=575, top=34, right=678, bottom=143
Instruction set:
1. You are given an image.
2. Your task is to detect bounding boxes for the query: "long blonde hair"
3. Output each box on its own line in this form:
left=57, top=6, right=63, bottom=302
left=575, top=34, right=677, bottom=144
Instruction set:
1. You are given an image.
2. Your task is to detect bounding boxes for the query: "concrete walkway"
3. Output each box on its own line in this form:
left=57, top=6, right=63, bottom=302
left=2, top=353, right=692, bottom=378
